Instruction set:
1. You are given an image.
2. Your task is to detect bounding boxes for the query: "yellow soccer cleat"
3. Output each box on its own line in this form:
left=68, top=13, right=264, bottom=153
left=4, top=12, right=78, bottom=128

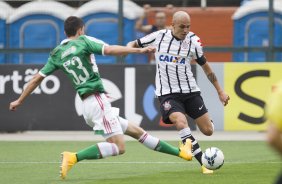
left=201, top=165, right=214, bottom=174
left=179, top=139, right=193, bottom=161
left=60, top=151, right=78, bottom=179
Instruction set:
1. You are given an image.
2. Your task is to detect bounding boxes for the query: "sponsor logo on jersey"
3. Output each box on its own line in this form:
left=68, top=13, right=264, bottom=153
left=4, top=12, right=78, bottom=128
left=159, top=54, right=186, bottom=64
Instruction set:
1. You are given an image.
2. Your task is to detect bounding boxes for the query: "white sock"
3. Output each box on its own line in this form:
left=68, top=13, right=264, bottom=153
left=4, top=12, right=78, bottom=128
left=179, top=128, right=202, bottom=158
left=178, top=127, right=191, bottom=142
left=138, top=132, right=160, bottom=150
left=97, top=142, right=119, bottom=158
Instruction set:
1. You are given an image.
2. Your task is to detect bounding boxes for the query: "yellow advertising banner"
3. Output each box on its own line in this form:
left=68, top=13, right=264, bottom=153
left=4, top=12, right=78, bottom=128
left=224, top=63, right=282, bottom=131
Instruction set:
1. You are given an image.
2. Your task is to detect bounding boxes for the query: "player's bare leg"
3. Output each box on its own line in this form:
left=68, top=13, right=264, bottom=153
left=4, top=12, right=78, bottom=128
left=60, top=134, right=125, bottom=179
left=106, top=134, right=126, bottom=154
left=169, top=112, right=213, bottom=174
left=194, top=113, right=214, bottom=136
left=124, top=121, right=192, bottom=161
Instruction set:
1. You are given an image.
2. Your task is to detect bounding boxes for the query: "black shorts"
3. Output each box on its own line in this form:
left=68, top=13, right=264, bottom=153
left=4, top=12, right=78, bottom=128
left=158, top=92, right=208, bottom=124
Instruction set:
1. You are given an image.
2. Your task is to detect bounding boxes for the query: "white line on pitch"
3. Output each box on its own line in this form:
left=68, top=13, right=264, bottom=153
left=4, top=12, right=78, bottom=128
left=0, top=161, right=280, bottom=164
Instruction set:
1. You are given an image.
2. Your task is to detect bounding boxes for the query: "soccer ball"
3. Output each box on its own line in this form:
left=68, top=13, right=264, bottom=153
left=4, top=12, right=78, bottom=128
left=201, top=147, right=224, bottom=170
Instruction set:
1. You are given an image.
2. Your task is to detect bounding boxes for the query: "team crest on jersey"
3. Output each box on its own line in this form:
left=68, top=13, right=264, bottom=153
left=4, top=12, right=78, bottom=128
left=163, top=101, right=172, bottom=111
left=182, top=40, right=189, bottom=49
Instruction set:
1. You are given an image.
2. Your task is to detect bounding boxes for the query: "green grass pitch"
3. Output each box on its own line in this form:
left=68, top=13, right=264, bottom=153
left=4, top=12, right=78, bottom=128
left=0, top=141, right=280, bottom=184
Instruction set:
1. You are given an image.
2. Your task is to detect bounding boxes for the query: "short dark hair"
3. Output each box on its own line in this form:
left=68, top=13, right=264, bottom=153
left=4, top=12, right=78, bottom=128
left=64, top=16, right=84, bottom=37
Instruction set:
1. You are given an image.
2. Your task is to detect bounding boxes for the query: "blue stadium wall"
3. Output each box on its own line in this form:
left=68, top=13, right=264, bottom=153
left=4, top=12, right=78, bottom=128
left=233, top=12, right=282, bottom=62
left=82, top=12, right=140, bottom=64
left=8, top=15, right=66, bottom=64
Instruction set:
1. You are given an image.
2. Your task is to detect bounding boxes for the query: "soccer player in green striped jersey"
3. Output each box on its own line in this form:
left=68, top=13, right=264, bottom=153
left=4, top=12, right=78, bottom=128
left=9, top=16, right=192, bottom=179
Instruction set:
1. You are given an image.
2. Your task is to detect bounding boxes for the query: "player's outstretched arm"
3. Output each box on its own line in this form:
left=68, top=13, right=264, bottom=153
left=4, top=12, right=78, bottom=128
left=201, top=62, right=230, bottom=106
left=9, top=73, right=44, bottom=111
left=104, top=45, right=154, bottom=56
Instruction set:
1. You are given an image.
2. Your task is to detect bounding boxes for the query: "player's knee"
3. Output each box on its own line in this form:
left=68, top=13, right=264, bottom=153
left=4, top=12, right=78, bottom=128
left=201, top=124, right=214, bottom=136
left=203, top=127, right=213, bottom=136
left=199, top=120, right=214, bottom=136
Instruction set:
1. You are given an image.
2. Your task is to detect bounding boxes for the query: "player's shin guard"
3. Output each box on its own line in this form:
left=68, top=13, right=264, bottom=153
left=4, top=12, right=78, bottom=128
left=76, top=142, right=119, bottom=161
left=179, top=127, right=203, bottom=165
left=138, top=132, right=179, bottom=156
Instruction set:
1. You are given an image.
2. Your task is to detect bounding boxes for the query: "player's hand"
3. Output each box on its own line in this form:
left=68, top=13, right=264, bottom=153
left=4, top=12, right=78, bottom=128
left=9, top=100, right=22, bottom=111
left=140, top=46, right=156, bottom=54
left=218, top=91, right=230, bottom=106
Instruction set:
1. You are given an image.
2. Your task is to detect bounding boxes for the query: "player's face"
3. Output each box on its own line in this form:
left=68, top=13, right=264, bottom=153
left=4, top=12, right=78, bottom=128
left=172, top=19, right=190, bottom=40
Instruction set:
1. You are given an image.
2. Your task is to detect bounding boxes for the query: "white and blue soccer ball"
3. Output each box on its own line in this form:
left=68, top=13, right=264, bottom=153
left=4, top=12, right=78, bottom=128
left=201, top=147, right=224, bottom=170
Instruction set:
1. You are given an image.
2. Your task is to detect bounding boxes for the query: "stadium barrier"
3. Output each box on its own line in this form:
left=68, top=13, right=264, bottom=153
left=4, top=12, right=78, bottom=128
left=224, top=63, right=282, bottom=131
left=0, top=64, right=197, bottom=132
left=0, top=63, right=281, bottom=132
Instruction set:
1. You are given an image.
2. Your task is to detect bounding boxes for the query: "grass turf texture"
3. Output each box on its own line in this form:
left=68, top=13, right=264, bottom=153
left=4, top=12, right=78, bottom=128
left=0, top=141, right=280, bottom=184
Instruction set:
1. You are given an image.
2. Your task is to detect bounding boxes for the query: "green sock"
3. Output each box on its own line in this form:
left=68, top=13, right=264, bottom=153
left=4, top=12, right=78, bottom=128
left=155, top=140, right=180, bottom=156
left=76, top=144, right=101, bottom=161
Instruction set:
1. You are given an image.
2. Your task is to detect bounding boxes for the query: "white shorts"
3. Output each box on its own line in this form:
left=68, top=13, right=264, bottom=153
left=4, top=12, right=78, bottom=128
left=82, top=93, right=127, bottom=139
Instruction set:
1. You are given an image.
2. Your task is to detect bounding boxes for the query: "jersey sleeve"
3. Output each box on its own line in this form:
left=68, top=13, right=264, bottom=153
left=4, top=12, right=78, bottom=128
left=137, top=30, right=162, bottom=48
left=191, top=35, right=207, bottom=66
left=83, top=35, right=107, bottom=55
left=39, top=56, right=58, bottom=77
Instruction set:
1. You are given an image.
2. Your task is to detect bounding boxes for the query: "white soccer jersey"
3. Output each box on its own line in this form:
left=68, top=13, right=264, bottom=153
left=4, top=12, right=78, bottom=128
left=137, top=29, right=206, bottom=96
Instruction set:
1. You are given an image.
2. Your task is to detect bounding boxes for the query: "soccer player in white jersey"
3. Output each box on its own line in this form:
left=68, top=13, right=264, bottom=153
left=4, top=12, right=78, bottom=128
left=127, top=11, right=230, bottom=174
left=9, top=16, right=193, bottom=179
